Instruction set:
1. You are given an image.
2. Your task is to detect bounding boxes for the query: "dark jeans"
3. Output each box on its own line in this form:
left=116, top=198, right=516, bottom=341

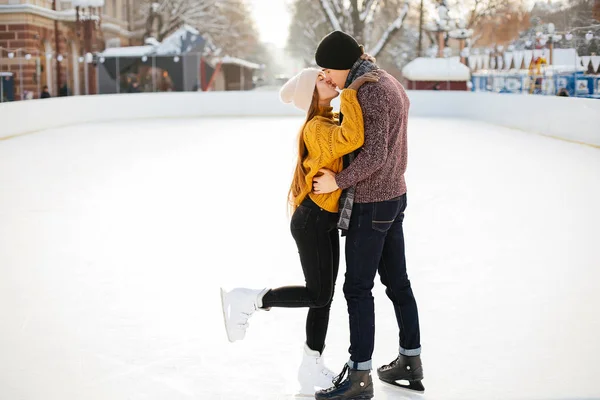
left=344, top=194, right=421, bottom=367
left=261, top=196, right=340, bottom=353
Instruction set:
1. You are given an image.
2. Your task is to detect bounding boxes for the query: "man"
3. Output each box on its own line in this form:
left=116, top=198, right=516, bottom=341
left=40, top=86, right=51, bottom=99
left=312, top=31, right=424, bottom=399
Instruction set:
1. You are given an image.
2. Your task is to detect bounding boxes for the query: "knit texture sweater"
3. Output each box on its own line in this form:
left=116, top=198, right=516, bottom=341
left=335, top=70, right=409, bottom=203
left=295, top=89, right=364, bottom=213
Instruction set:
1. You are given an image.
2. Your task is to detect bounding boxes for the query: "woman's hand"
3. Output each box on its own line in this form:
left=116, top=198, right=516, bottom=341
left=360, top=53, right=376, bottom=63
left=347, top=72, right=379, bottom=91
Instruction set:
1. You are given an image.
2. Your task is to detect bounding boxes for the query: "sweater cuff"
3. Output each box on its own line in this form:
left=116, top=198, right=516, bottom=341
left=335, top=172, right=351, bottom=190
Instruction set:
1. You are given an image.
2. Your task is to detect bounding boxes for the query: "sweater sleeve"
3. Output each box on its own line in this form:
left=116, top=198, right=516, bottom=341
left=308, top=89, right=365, bottom=164
left=334, top=83, right=390, bottom=190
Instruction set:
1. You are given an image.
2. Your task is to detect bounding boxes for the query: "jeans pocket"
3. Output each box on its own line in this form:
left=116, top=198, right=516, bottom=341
left=291, top=205, right=312, bottom=230
left=372, top=201, right=397, bottom=233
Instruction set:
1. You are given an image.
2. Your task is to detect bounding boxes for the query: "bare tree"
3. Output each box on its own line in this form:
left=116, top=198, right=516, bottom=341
left=528, top=0, right=599, bottom=54
left=136, top=0, right=262, bottom=59
left=441, top=0, right=524, bottom=47
left=287, top=1, right=331, bottom=65
left=138, top=0, right=228, bottom=42
left=318, top=0, right=411, bottom=57
left=287, top=0, right=411, bottom=60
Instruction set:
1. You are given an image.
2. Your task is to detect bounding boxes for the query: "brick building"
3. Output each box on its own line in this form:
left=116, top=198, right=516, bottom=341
left=0, top=0, right=142, bottom=100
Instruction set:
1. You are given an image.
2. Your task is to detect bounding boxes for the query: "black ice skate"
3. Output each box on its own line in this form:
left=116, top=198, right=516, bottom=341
left=315, top=364, right=373, bottom=400
left=377, top=354, right=425, bottom=392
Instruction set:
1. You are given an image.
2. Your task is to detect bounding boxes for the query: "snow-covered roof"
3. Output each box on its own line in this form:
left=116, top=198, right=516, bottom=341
left=218, top=56, right=261, bottom=70
left=0, top=72, right=14, bottom=77
left=402, top=57, right=470, bottom=81
left=155, top=25, right=202, bottom=55
left=100, top=45, right=154, bottom=58
left=99, top=25, right=206, bottom=58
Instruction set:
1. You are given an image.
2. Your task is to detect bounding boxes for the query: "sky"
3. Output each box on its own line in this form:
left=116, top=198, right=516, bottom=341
left=248, top=0, right=292, bottom=48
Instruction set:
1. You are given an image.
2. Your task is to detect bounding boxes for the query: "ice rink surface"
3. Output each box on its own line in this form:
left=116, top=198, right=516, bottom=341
left=1, top=116, right=599, bottom=400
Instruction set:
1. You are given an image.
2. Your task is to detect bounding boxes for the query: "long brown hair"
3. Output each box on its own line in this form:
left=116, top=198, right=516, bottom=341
left=288, top=88, right=320, bottom=213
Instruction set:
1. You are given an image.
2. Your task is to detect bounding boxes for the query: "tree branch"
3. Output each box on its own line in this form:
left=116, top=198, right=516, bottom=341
left=360, top=0, right=379, bottom=21
left=369, top=2, right=409, bottom=57
left=320, top=0, right=343, bottom=31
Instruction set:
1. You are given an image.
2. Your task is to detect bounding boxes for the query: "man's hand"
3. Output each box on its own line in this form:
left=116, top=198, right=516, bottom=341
left=313, top=169, right=339, bottom=194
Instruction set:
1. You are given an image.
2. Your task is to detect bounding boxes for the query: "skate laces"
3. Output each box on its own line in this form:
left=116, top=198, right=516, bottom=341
left=237, top=311, right=253, bottom=329
left=332, top=364, right=349, bottom=387
left=381, top=356, right=400, bottom=371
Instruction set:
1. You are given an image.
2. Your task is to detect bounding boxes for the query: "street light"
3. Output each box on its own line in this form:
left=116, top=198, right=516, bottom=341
left=565, top=32, right=573, bottom=41
left=585, top=31, right=594, bottom=42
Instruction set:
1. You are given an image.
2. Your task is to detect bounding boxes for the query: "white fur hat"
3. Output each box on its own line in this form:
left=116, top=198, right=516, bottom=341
left=279, top=68, right=321, bottom=112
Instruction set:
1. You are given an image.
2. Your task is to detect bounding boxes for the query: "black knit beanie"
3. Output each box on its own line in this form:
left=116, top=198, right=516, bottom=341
left=315, top=31, right=363, bottom=70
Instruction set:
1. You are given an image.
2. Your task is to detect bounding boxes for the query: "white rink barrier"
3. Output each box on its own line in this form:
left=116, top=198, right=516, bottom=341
left=407, top=91, right=600, bottom=147
left=1, top=90, right=599, bottom=146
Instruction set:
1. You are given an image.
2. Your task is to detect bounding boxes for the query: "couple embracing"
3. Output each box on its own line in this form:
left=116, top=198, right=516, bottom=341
left=221, top=31, right=423, bottom=400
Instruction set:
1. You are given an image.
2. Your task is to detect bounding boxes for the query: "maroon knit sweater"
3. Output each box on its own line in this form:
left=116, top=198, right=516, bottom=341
left=335, top=70, right=409, bottom=203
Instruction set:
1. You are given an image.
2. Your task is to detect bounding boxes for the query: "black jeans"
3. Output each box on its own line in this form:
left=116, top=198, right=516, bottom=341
left=344, top=194, right=421, bottom=367
left=261, top=196, right=340, bottom=354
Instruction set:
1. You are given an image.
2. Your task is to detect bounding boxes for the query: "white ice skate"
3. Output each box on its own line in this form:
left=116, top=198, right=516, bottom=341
left=296, top=343, right=336, bottom=397
left=220, top=287, right=269, bottom=342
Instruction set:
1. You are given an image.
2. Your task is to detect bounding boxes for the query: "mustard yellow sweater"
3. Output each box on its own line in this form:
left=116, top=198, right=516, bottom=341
left=296, top=89, right=364, bottom=213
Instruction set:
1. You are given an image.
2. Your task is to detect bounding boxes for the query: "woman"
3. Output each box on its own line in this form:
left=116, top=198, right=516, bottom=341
left=220, top=67, right=379, bottom=394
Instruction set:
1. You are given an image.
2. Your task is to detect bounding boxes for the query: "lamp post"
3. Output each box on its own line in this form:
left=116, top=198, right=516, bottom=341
left=423, top=3, right=451, bottom=58
left=449, top=19, right=474, bottom=65
left=547, top=23, right=555, bottom=65
left=425, top=2, right=471, bottom=59
left=73, top=0, right=104, bottom=95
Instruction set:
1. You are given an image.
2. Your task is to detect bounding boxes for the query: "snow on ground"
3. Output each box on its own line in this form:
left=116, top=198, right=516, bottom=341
left=1, top=117, right=599, bottom=400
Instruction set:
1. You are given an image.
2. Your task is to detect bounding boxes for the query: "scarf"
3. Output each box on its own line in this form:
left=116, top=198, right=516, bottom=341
left=337, top=59, right=379, bottom=234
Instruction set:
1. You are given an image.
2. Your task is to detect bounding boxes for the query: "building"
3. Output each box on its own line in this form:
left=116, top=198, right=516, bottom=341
left=0, top=0, right=141, bottom=100
left=96, top=26, right=262, bottom=94
left=402, top=57, right=471, bottom=90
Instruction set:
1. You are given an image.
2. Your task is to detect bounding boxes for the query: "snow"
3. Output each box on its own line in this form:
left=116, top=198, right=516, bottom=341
left=218, top=56, right=262, bottom=70
left=99, top=25, right=204, bottom=58
left=1, top=116, right=599, bottom=400
left=155, top=25, right=201, bottom=56
left=403, top=57, right=471, bottom=81
left=100, top=45, right=154, bottom=58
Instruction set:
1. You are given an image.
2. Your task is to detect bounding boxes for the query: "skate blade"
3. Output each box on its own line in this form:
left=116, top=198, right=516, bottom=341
left=380, top=378, right=425, bottom=393
left=219, top=288, right=235, bottom=343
